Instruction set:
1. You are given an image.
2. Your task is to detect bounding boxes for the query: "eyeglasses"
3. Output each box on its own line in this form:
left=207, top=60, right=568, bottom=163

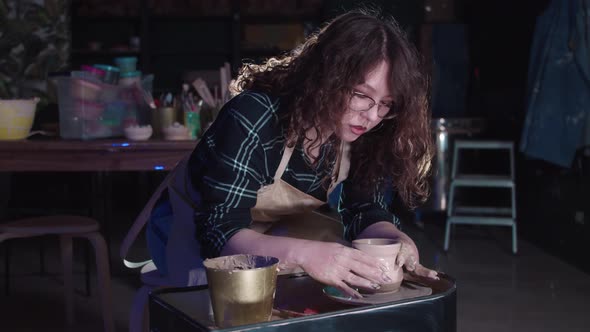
left=349, top=91, right=396, bottom=119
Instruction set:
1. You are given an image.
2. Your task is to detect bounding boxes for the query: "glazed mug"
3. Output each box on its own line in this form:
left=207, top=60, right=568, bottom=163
left=352, top=238, right=403, bottom=293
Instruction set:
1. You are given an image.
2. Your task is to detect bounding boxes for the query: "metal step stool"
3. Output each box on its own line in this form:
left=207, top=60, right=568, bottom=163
left=444, top=140, right=518, bottom=254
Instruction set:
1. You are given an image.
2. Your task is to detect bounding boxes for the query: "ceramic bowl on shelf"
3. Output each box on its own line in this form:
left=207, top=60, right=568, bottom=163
left=124, top=124, right=153, bottom=141
left=0, top=98, right=39, bottom=140
left=162, top=122, right=189, bottom=141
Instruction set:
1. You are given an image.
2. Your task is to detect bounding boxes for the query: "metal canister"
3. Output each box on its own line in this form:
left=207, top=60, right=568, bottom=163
left=203, top=254, right=279, bottom=328
left=427, top=118, right=486, bottom=211
left=152, top=107, right=177, bottom=138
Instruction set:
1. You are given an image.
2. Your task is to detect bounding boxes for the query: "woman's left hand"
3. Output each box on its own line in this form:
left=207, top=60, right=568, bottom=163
left=395, top=238, right=438, bottom=279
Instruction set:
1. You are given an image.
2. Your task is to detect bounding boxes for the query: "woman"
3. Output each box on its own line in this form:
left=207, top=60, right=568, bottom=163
left=148, top=9, right=437, bottom=298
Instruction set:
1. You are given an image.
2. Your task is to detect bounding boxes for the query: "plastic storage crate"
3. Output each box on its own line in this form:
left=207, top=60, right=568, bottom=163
left=56, top=77, right=150, bottom=140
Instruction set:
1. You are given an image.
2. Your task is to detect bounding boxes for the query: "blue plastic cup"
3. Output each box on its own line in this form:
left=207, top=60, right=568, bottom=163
left=114, top=57, right=138, bottom=73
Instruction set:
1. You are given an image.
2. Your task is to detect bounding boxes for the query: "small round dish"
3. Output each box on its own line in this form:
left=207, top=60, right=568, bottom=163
left=124, top=124, right=152, bottom=141
left=162, top=122, right=189, bottom=141
left=322, top=281, right=432, bottom=306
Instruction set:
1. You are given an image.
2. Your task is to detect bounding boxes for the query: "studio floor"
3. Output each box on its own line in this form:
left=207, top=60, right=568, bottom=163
left=1, top=213, right=589, bottom=332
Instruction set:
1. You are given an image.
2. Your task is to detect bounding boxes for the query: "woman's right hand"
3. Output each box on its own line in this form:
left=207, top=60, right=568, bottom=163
left=296, top=241, right=392, bottom=298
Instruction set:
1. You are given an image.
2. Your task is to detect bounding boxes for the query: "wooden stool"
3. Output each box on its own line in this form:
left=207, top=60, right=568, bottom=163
left=0, top=215, right=114, bottom=332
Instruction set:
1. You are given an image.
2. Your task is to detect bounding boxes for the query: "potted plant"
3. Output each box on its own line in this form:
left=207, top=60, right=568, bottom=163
left=0, top=0, right=70, bottom=105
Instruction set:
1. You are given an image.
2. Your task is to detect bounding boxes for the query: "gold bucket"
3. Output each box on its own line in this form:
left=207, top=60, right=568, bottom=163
left=203, top=254, right=279, bottom=328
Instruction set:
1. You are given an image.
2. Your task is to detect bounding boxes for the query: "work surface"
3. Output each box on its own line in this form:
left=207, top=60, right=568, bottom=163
left=150, top=273, right=457, bottom=332
left=0, top=138, right=197, bottom=172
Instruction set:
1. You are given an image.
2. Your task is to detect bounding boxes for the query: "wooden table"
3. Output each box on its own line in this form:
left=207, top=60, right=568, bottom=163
left=0, top=139, right=197, bottom=172
left=0, top=138, right=198, bottom=287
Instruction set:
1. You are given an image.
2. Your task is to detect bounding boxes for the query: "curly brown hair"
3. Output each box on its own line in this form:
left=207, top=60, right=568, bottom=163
left=230, top=9, right=433, bottom=208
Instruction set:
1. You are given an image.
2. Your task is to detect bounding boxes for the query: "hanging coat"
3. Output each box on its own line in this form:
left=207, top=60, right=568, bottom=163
left=520, top=0, right=590, bottom=167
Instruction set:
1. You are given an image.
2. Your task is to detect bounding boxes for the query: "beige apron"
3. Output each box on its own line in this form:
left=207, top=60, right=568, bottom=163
left=249, top=142, right=350, bottom=244
left=170, top=142, right=350, bottom=286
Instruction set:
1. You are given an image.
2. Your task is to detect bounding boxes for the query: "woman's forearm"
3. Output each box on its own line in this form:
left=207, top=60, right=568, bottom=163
left=356, top=221, right=405, bottom=240
left=220, top=228, right=309, bottom=269
left=221, top=226, right=398, bottom=297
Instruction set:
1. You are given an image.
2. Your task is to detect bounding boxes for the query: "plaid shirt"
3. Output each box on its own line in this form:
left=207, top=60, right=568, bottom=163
left=188, top=91, right=399, bottom=258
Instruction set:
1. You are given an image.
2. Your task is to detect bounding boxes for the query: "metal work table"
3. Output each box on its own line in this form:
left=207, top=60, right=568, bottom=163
left=150, top=273, right=456, bottom=332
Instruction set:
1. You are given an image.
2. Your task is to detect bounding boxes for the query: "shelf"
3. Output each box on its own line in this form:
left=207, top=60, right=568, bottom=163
left=149, top=50, right=232, bottom=57
left=72, top=16, right=141, bottom=23
left=150, top=15, right=234, bottom=23
left=71, top=49, right=140, bottom=56
left=241, top=47, right=289, bottom=57
left=240, top=14, right=319, bottom=24
left=70, top=4, right=324, bottom=91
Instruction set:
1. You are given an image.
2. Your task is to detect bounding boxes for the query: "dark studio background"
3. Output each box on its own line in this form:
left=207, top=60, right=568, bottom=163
left=2, top=0, right=589, bottom=279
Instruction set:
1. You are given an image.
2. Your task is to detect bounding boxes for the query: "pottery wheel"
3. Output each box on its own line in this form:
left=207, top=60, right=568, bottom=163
left=323, top=280, right=432, bottom=306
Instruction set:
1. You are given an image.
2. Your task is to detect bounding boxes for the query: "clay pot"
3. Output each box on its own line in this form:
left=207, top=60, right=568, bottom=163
left=352, top=238, right=403, bottom=293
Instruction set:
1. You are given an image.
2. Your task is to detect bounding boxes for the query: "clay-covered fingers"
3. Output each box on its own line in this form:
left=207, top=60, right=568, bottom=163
left=298, top=242, right=398, bottom=298
left=394, top=242, right=438, bottom=279
left=335, top=257, right=384, bottom=298
left=334, top=279, right=364, bottom=299
left=411, top=263, right=439, bottom=280
left=342, top=270, right=381, bottom=291
left=332, top=274, right=373, bottom=298
left=346, top=248, right=392, bottom=285
left=395, top=242, right=417, bottom=270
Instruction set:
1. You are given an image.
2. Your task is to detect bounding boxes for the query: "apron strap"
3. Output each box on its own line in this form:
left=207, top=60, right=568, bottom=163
left=274, top=146, right=295, bottom=181
left=272, top=141, right=350, bottom=197
left=336, top=142, right=351, bottom=184
left=327, top=142, right=350, bottom=195
left=120, top=155, right=189, bottom=269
